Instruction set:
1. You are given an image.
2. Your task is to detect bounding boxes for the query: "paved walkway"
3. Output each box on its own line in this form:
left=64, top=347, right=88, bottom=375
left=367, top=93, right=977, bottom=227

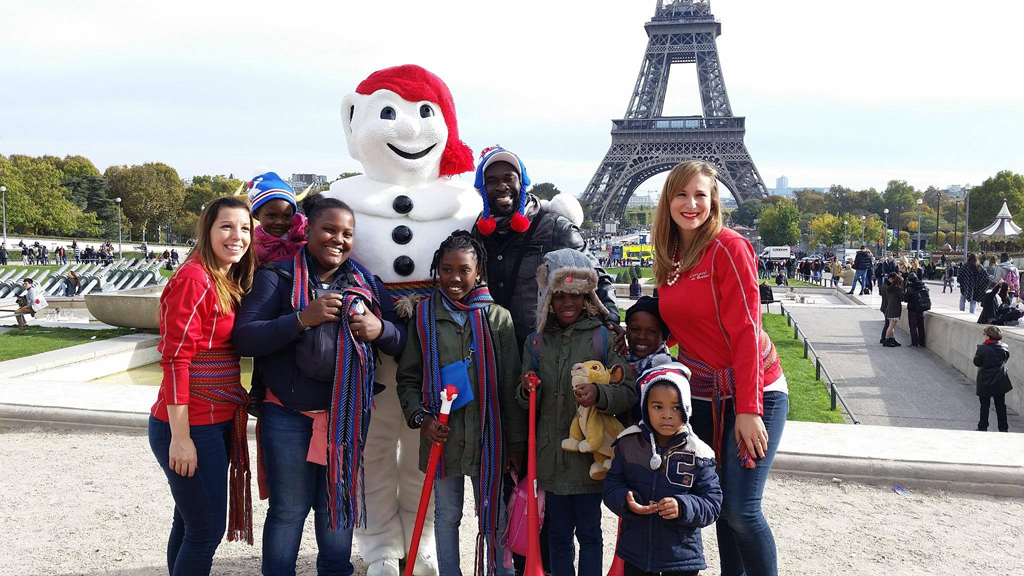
left=783, top=301, right=1024, bottom=430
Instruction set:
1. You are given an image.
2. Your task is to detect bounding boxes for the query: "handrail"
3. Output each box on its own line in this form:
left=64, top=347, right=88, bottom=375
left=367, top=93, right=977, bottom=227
left=778, top=302, right=860, bottom=424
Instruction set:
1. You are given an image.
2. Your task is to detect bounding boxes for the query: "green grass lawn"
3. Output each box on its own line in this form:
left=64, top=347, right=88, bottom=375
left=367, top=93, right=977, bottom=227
left=762, top=313, right=845, bottom=423
left=0, top=326, right=133, bottom=362
left=618, top=306, right=844, bottom=424
left=606, top=267, right=654, bottom=279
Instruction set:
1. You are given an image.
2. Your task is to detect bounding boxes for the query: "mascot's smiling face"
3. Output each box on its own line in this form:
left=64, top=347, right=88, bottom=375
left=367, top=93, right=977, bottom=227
left=342, top=89, right=449, bottom=187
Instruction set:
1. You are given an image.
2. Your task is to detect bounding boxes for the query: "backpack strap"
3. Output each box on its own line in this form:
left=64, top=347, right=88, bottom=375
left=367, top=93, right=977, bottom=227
left=530, top=331, right=542, bottom=372
left=592, top=325, right=607, bottom=364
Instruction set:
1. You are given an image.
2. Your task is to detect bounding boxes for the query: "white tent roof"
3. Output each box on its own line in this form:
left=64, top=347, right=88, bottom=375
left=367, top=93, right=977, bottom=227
left=974, top=201, right=1023, bottom=238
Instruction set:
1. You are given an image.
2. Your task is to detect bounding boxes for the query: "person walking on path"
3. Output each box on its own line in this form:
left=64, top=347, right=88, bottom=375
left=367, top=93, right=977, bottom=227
left=883, top=272, right=905, bottom=347
left=958, top=253, right=989, bottom=314
left=903, top=273, right=929, bottom=348
left=973, top=326, right=1013, bottom=432
left=848, top=246, right=872, bottom=295
left=651, top=161, right=788, bottom=576
left=0, top=243, right=7, bottom=266
left=942, top=263, right=955, bottom=293
left=148, top=197, right=257, bottom=576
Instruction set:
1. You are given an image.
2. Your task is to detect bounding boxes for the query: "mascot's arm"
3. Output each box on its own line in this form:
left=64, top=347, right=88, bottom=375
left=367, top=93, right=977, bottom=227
left=395, top=315, right=426, bottom=427
left=495, top=307, right=527, bottom=451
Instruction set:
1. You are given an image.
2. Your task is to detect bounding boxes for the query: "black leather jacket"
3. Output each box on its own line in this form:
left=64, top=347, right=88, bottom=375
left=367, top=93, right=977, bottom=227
left=474, top=194, right=619, bottom=349
left=973, top=341, right=1013, bottom=397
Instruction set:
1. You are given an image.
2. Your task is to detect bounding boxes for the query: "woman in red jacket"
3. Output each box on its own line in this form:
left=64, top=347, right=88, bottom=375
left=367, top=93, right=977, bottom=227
left=149, top=197, right=258, bottom=576
left=651, top=161, right=788, bottom=576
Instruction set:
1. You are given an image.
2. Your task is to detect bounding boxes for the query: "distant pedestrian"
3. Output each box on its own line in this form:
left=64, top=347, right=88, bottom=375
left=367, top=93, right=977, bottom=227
left=957, top=253, right=988, bottom=314
left=64, top=271, right=81, bottom=297
left=904, top=273, right=930, bottom=347
left=882, top=271, right=904, bottom=347
left=942, top=264, right=955, bottom=293
left=973, top=326, right=1012, bottom=432
left=0, top=243, right=7, bottom=265
left=994, top=252, right=1019, bottom=300
left=848, top=245, right=872, bottom=295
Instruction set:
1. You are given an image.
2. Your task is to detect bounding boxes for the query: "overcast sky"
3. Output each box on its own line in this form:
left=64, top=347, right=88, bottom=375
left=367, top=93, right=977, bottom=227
left=2, top=0, right=1022, bottom=199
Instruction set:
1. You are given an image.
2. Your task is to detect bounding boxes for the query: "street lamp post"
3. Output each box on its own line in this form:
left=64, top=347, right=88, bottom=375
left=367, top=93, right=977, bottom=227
left=963, top=185, right=971, bottom=255
left=896, top=205, right=903, bottom=255
left=116, top=197, right=123, bottom=260
left=916, top=198, right=923, bottom=258
left=1, top=185, right=6, bottom=244
left=953, top=200, right=959, bottom=251
left=883, top=208, right=890, bottom=259
left=935, top=191, right=942, bottom=249
left=860, top=215, right=866, bottom=247
left=843, top=220, right=848, bottom=252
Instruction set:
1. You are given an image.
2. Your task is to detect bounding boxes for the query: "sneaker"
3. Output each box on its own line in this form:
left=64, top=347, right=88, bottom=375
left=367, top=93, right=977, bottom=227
left=888, top=338, right=902, bottom=347
left=883, top=340, right=897, bottom=347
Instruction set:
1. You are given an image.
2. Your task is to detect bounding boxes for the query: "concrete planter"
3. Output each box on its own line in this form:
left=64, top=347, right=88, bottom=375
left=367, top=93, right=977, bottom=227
left=85, top=285, right=163, bottom=330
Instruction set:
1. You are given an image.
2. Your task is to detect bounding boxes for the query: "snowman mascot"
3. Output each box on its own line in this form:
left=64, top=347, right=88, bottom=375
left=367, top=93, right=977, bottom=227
left=324, top=65, right=480, bottom=576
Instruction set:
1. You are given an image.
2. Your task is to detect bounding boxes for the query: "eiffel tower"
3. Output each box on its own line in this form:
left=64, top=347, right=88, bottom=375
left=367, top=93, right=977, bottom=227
left=581, top=0, right=767, bottom=223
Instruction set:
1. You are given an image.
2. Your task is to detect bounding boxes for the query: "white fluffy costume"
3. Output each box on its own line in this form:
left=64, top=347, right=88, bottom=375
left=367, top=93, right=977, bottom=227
left=324, top=65, right=481, bottom=576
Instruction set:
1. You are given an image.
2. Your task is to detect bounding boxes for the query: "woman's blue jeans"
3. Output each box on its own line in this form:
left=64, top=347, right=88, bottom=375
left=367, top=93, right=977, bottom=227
left=433, top=474, right=513, bottom=576
left=959, top=293, right=978, bottom=314
left=260, top=402, right=354, bottom=576
left=149, top=415, right=230, bottom=576
left=545, top=492, right=603, bottom=576
left=690, top=391, right=789, bottom=576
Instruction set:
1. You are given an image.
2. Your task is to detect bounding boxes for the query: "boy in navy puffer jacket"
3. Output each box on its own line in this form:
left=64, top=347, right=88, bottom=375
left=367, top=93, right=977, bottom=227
left=603, top=363, right=722, bottom=576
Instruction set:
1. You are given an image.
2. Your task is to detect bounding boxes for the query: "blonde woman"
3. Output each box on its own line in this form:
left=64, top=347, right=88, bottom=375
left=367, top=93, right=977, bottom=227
left=651, top=161, right=788, bottom=576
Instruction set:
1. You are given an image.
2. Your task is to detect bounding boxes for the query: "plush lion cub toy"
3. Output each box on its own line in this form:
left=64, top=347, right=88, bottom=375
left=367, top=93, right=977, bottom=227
left=561, top=360, right=627, bottom=480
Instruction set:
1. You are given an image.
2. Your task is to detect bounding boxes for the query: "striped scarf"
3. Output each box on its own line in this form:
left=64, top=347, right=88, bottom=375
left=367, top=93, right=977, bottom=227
left=188, top=350, right=253, bottom=544
left=416, top=288, right=504, bottom=575
left=676, top=328, right=779, bottom=469
left=291, top=246, right=381, bottom=530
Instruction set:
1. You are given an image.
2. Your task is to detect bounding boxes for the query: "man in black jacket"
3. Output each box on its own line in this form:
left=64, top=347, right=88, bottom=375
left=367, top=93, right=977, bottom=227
left=471, top=146, right=622, bottom=352
left=848, top=245, right=873, bottom=295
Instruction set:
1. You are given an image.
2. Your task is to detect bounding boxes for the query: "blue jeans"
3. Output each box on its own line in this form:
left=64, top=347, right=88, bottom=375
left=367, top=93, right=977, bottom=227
left=434, top=475, right=513, bottom=576
left=545, top=492, right=603, bottom=576
left=260, top=402, right=354, bottom=576
left=959, top=292, right=978, bottom=314
left=691, top=392, right=789, bottom=576
left=848, top=269, right=867, bottom=293
left=149, top=415, right=230, bottom=576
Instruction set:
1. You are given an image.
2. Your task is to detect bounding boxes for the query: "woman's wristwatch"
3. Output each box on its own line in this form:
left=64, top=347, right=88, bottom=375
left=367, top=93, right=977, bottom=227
left=412, top=410, right=426, bottom=429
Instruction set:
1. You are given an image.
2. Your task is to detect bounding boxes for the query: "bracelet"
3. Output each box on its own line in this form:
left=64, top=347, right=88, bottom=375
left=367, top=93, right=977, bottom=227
left=296, top=311, right=309, bottom=332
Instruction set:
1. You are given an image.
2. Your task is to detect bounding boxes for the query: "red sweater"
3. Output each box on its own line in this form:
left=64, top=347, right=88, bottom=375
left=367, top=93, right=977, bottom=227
left=659, top=228, right=783, bottom=416
left=151, top=260, right=243, bottom=426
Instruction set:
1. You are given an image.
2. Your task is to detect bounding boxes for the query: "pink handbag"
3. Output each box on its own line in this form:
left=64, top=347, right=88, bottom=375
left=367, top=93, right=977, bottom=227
left=501, top=470, right=545, bottom=568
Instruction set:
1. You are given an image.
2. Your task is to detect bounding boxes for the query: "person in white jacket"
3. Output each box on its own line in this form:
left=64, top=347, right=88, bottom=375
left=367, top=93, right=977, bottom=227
left=14, top=278, right=47, bottom=330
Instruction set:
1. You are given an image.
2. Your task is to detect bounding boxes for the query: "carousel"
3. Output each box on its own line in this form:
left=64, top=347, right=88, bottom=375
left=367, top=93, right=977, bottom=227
left=973, top=200, right=1023, bottom=252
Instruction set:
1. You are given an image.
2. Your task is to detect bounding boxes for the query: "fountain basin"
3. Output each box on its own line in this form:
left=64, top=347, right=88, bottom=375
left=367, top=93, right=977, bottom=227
left=85, top=285, right=163, bottom=330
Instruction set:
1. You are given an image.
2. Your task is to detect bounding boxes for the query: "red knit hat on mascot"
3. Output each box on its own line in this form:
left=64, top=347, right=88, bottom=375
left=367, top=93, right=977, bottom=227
left=355, top=65, right=475, bottom=178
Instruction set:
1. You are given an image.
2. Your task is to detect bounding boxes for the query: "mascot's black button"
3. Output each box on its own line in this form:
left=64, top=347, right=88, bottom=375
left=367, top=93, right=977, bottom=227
left=394, top=256, right=415, bottom=277
left=392, top=225, right=413, bottom=245
left=393, top=195, right=413, bottom=214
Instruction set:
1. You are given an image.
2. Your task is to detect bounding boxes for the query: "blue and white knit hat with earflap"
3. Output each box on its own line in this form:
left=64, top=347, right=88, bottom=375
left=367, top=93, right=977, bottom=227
left=635, top=363, right=715, bottom=469
left=248, top=171, right=297, bottom=215
left=474, top=145, right=531, bottom=236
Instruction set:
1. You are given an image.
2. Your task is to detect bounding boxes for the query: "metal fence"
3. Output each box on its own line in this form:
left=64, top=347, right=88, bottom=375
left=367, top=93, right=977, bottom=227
left=778, top=302, right=860, bottom=424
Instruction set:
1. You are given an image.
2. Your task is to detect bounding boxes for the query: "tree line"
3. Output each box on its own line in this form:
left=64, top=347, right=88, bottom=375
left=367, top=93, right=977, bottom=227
left=729, top=172, right=1024, bottom=251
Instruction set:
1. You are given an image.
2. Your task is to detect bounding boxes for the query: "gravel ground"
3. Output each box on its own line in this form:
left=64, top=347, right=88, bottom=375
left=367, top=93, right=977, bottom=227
left=1, top=426, right=1022, bottom=576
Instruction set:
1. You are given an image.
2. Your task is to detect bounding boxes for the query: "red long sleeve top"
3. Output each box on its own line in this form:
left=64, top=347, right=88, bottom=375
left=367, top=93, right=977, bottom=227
left=151, top=260, right=243, bottom=426
left=659, top=228, right=784, bottom=416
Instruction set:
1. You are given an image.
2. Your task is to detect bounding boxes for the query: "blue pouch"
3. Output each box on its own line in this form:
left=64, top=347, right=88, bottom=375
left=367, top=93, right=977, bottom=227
left=440, top=356, right=475, bottom=412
